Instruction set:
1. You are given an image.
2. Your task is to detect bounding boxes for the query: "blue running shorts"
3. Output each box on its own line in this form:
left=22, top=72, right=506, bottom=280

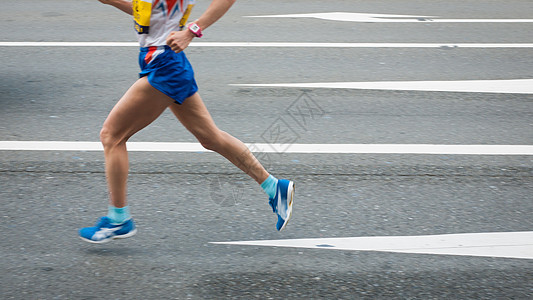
left=139, top=46, right=198, bottom=104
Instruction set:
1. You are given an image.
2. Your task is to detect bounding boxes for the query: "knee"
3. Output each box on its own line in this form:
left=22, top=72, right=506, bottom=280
left=197, top=130, right=225, bottom=151
left=100, top=125, right=124, bottom=150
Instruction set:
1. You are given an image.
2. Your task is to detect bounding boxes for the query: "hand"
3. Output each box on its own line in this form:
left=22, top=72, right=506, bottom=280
left=166, top=30, right=195, bottom=53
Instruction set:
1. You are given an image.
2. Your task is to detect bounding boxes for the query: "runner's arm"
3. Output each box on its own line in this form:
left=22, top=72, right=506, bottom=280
left=194, top=0, right=236, bottom=31
left=167, top=0, right=236, bottom=53
left=98, top=0, right=133, bottom=15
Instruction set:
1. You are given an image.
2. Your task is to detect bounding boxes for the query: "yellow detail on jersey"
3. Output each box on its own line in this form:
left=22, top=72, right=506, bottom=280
left=133, top=0, right=152, bottom=34
left=179, top=3, right=196, bottom=31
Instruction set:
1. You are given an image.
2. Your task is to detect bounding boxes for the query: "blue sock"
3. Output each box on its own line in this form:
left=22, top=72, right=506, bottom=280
left=261, top=175, right=278, bottom=199
left=107, top=205, right=131, bottom=224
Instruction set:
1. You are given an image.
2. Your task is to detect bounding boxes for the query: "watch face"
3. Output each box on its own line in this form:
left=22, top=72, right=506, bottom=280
left=188, top=23, right=202, bottom=37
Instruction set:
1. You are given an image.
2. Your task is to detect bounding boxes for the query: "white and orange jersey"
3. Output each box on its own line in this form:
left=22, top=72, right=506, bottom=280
left=133, top=0, right=196, bottom=47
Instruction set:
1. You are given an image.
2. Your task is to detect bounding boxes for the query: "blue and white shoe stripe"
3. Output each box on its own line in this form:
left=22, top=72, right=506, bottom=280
left=270, top=179, right=294, bottom=231
left=79, top=217, right=137, bottom=244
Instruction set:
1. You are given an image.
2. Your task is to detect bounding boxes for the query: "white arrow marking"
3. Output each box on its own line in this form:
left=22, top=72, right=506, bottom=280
left=246, top=12, right=533, bottom=23
left=232, top=79, right=533, bottom=94
left=212, top=231, right=533, bottom=260
left=1, top=141, right=533, bottom=155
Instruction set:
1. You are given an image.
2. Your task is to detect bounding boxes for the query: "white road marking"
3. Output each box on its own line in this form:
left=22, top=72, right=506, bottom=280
left=1, top=141, right=532, bottom=155
left=1, top=42, right=533, bottom=48
left=246, top=12, right=533, bottom=23
left=211, top=231, right=533, bottom=260
left=232, top=79, right=533, bottom=94
left=0, top=42, right=139, bottom=47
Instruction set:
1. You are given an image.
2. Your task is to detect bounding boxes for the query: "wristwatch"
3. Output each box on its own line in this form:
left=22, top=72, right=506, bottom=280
left=187, top=22, right=203, bottom=38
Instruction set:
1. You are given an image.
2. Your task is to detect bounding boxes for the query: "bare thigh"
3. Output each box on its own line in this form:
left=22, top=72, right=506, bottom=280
left=167, top=92, right=218, bottom=142
left=101, top=77, right=175, bottom=144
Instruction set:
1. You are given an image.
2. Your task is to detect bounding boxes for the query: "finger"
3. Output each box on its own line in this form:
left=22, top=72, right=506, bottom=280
left=166, top=31, right=178, bottom=44
left=171, top=44, right=183, bottom=53
left=166, top=36, right=174, bottom=47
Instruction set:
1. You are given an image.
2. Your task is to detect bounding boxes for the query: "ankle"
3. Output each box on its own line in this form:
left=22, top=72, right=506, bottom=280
left=260, top=175, right=278, bottom=199
left=107, top=205, right=131, bottom=224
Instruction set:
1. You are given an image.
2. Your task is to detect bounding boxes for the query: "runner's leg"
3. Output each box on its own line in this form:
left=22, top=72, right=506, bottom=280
left=100, top=77, right=174, bottom=208
left=168, top=92, right=269, bottom=184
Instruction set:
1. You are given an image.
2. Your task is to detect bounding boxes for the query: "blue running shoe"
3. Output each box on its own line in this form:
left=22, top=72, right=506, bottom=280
left=268, top=179, right=294, bottom=231
left=79, top=216, right=137, bottom=244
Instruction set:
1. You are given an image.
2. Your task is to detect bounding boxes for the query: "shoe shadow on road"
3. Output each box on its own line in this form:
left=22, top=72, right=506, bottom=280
left=81, top=245, right=144, bottom=257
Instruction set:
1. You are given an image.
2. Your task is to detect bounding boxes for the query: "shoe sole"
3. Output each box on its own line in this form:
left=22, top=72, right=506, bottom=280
left=278, top=181, right=294, bottom=231
left=79, top=228, right=138, bottom=244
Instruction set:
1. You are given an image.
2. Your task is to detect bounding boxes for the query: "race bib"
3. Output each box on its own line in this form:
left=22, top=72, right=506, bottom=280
left=133, top=0, right=152, bottom=34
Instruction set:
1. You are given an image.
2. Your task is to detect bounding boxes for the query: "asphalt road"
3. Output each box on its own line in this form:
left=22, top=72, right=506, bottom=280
left=1, top=0, right=532, bottom=299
